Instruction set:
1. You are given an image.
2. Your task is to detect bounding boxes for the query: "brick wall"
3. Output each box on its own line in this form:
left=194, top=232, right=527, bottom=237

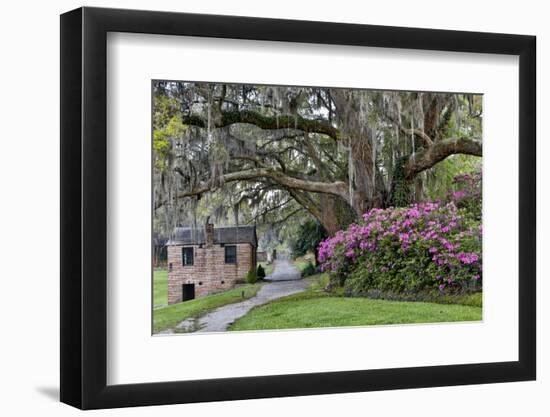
left=167, top=243, right=255, bottom=304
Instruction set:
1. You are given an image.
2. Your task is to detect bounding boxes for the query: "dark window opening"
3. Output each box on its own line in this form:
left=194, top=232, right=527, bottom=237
left=182, top=247, right=194, bottom=266
left=168, top=262, right=173, bottom=271
left=181, top=283, right=195, bottom=302
left=225, top=245, right=237, bottom=264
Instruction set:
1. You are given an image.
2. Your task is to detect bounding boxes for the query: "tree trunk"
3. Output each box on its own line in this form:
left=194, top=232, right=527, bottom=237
left=318, top=194, right=357, bottom=235
left=330, top=89, right=383, bottom=217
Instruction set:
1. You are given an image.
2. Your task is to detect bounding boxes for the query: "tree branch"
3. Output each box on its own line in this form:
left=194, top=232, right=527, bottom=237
left=287, top=189, right=322, bottom=222
left=182, top=110, right=338, bottom=139
left=258, top=131, right=304, bottom=150
left=257, top=207, right=306, bottom=227
left=232, top=155, right=269, bottom=168
left=176, top=168, right=349, bottom=201
left=245, top=199, right=293, bottom=224
left=399, top=127, right=433, bottom=146
left=236, top=184, right=276, bottom=205
left=384, top=113, right=434, bottom=146
left=404, top=137, right=482, bottom=179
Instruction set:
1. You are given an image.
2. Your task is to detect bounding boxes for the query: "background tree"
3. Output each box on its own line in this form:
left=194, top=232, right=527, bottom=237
left=290, top=219, right=328, bottom=265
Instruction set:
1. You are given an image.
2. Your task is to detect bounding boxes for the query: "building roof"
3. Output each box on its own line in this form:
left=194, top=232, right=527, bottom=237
left=168, top=225, right=257, bottom=247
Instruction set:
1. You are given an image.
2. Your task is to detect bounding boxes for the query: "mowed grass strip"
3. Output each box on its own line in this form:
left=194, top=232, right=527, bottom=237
left=229, top=276, right=482, bottom=331
left=153, top=283, right=261, bottom=334
left=153, top=269, right=168, bottom=308
left=230, top=296, right=482, bottom=331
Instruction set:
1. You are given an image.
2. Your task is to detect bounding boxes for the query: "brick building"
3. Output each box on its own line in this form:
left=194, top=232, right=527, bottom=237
left=167, top=224, right=257, bottom=304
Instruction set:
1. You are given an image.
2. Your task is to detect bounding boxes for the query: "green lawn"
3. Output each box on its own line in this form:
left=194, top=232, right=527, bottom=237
left=293, top=254, right=317, bottom=274
left=153, top=283, right=262, bottom=333
left=153, top=269, right=168, bottom=308
left=229, top=274, right=482, bottom=332
left=293, top=260, right=308, bottom=272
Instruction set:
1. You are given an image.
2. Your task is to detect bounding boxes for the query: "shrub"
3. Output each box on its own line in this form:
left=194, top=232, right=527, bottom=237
left=291, top=219, right=327, bottom=260
left=245, top=269, right=258, bottom=284
left=318, top=201, right=482, bottom=295
left=448, top=171, right=482, bottom=221
left=257, top=264, right=266, bottom=279
left=343, top=287, right=483, bottom=307
left=301, top=261, right=316, bottom=277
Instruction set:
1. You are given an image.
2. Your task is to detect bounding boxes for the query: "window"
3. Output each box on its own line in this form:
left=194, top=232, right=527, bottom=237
left=182, top=247, right=194, bottom=266
left=225, top=245, right=237, bottom=264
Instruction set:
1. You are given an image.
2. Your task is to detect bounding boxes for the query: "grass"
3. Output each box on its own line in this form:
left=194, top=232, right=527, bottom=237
left=153, top=269, right=168, bottom=307
left=293, top=258, right=313, bottom=273
left=153, top=283, right=262, bottom=333
left=434, top=291, right=482, bottom=308
left=356, top=287, right=483, bottom=307
left=293, top=253, right=317, bottom=274
left=229, top=273, right=482, bottom=332
left=307, top=273, right=331, bottom=291
left=293, top=260, right=309, bottom=272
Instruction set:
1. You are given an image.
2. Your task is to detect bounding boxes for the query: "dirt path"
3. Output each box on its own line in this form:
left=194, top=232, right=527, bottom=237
left=166, top=260, right=306, bottom=334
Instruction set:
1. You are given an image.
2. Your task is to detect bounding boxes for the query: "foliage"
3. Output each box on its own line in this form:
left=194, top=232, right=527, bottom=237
left=245, top=268, right=258, bottom=284
left=259, top=262, right=274, bottom=276
left=293, top=258, right=312, bottom=273
left=301, top=261, right=317, bottom=277
left=303, top=273, right=331, bottom=292
left=291, top=219, right=327, bottom=260
left=152, top=94, right=188, bottom=171
left=153, top=93, right=180, bottom=129
left=345, top=286, right=483, bottom=306
left=389, top=156, right=412, bottom=207
left=257, top=264, right=266, bottom=279
left=318, top=175, right=482, bottom=295
left=448, top=171, right=482, bottom=221
left=153, top=283, right=261, bottom=333
left=425, top=154, right=482, bottom=201
left=152, top=82, right=483, bottom=239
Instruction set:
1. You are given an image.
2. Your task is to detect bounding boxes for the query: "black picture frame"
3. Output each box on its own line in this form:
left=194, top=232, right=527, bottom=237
left=60, top=6, right=536, bottom=410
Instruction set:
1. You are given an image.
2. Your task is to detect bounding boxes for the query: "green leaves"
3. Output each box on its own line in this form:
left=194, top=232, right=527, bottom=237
left=153, top=116, right=188, bottom=170
left=245, top=269, right=258, bottom=284
left=290, top=219, right=327, bottom=260
left=256, top=264, right=266, bottom=279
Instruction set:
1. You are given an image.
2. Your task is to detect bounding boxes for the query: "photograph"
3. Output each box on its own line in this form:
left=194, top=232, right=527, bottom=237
left=152, top=81, right=483, bottom=334
left=0, top=0, right=542, bottom=413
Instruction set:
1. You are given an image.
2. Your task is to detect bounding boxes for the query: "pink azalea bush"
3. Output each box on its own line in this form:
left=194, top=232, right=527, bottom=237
left=318, top=174, right=482, bottom=295
left=449, top=172, right=482, bottom=221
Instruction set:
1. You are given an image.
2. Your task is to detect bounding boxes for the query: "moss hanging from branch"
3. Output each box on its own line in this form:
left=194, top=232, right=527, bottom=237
left=390, top=155, right=413, bottom=207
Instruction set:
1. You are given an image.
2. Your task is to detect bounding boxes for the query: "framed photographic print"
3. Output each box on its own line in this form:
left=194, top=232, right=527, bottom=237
left=60, top=6, right=536, bottom=409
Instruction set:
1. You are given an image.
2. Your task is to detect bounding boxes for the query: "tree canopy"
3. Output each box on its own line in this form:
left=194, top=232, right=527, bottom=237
left=153, top=81, right=482, bottom=240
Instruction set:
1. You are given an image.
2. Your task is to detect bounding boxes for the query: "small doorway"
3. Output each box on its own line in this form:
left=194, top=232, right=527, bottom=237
left=181, top=283, right=195, bottom=302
